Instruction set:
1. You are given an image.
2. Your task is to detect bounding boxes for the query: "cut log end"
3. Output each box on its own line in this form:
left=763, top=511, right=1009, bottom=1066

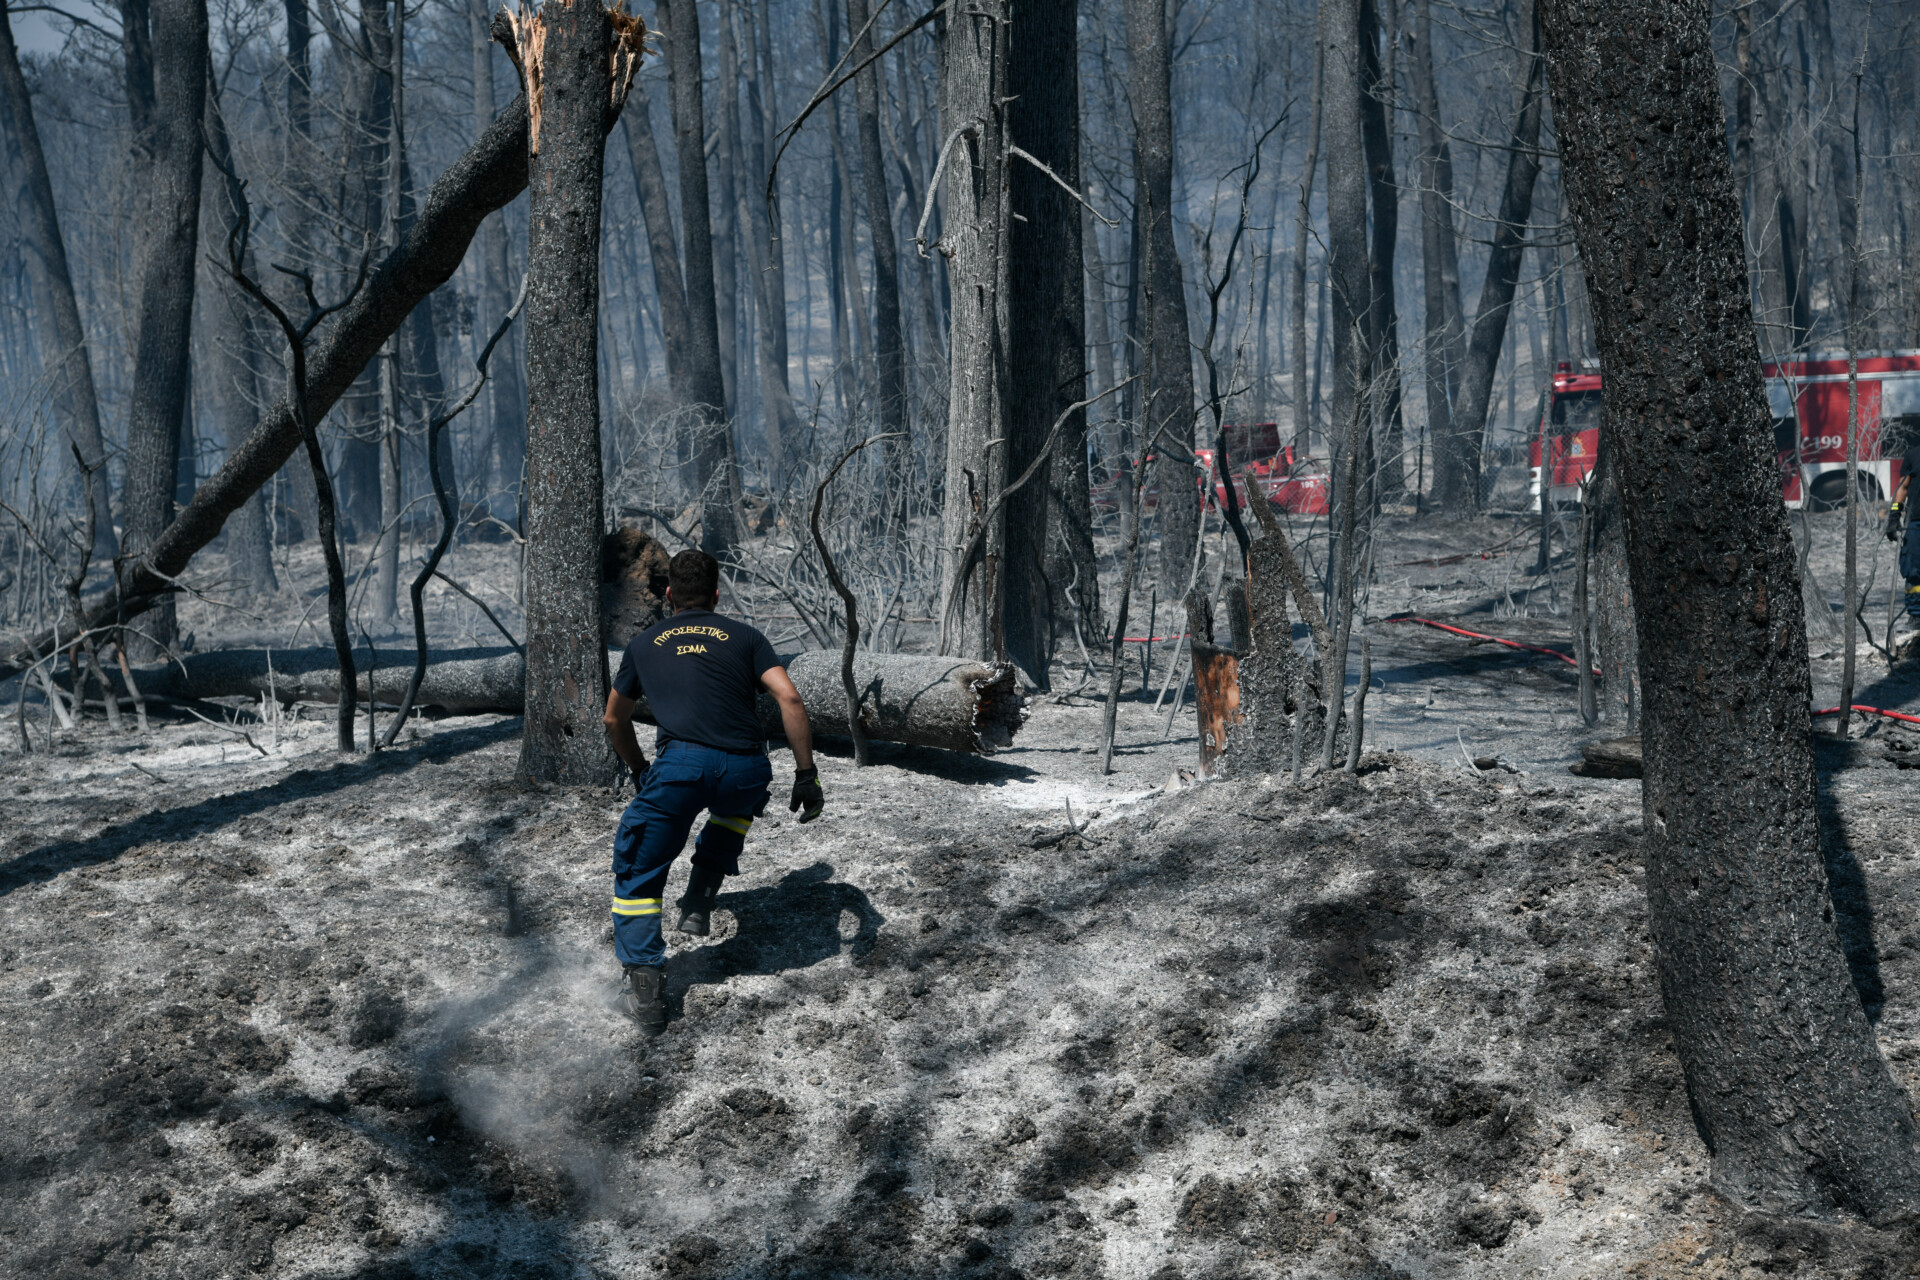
left=967, top=662, right=1029, bottom=753
left=1569, top=735, right=1643, bottom=779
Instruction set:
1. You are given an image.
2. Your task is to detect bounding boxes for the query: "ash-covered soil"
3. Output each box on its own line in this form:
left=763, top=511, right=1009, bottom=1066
left=10, top=506, right=1920, bottom=1278
left=9, top=687, right=1920, bottom=1279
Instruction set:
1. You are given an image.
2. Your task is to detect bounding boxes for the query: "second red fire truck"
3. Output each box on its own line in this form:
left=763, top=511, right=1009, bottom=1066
left=1531, top=350, right=1920, bottom=509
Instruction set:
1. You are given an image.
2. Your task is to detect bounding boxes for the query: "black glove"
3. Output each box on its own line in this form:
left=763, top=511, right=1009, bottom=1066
left=1889, top=503, right=1905, bottom=542
left=630, top=759, right=650, bottom=795
left=789, top=766, right=824, bottom=824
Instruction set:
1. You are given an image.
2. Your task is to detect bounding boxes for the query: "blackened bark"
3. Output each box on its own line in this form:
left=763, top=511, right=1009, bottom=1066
left=1004, top=0, right=1084, bottom=686
left=1127, top=0, right=1198, bottom=593
left=1586, top=438, right=1636, bottom=727
left=709, top=6, right=741, bottom=414
left=848, top=0, right=910, bottom=532
left=1289, top=39, right=1323, bottom=455
left=1222, top=483, right=1332, bottom=773
left=936, top=0, right=1012, bottom=662
left=0, top=5, right=115, bottom=555
left=1360, top=0, right=1404, bottom=500
left=512, top=1, right=624, bottom=785
left=1319, top=0, right=1369, bottom=488
left=0, top=90, right=540, bottom=686
left=743, top=0, right=799, bottom=476
left=1540, top=0, right=1920, bottom=1219
left=118, top=0, right=208, bottom=658
left=1408, top=0, right=1464, bottom=498
left=622, top=79, right=693, bottom=400
left=658, top=0, right=738, bottom=553
left=1433, top=0, right=1541, bottom=510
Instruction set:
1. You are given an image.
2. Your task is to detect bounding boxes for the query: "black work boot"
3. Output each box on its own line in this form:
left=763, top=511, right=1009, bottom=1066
left=622, top=965, right=667, bottom=1036
left=676, top=865, right=726, bottom=937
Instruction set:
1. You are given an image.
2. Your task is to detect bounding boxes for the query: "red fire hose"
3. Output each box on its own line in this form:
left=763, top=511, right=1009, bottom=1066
left=1384, top=615, right=1582, bottom=668
left=1813, top=705, right=1920, bottom=726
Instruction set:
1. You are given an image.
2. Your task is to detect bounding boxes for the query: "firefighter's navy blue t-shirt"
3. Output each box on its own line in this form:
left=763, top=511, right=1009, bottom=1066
left=612, top=609, right=780, bottom=753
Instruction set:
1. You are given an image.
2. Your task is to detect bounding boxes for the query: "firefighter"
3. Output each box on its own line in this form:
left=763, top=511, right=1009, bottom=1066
left=602, top=548, right=825, bottom=1036
left=1887, top=439, right=1920, bottom=622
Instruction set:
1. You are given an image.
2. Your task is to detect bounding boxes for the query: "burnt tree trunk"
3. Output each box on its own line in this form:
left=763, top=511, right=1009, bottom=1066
left=1408, top=0, right=1464, bottom=503
left=1434, top=0, right=1542, bottom=511
left=846, top=0, right=909, bottom=528
left=1220, top=483, right=1334, bottom=775
left=471, top=0, right=526, bottom=516
left=936, top=0, right=1012, bottom=663
left=1587, top=434, right=1637, bottom=728
left=1319, top=0, right=1370, bottom=494
left=1127, top=0, right=1199, bottom=593
left=622, top=77, right=693, bottom=401
left=1360, top=0, right=1405, bottom=501
left=1540, top=0, right=1920, bottom=1218
left=117, top=0, right=209, bottom=658
left=0, top=4, right=115, bottom=556
left=1005, top=0, right=1085, bottom=686
left=735, top=1, right=799, bottom=482
left=659, top=0, right=739, bottom=554
left=506, top=1, right=635, bottom=785
left=1289, top=37, right=1324, bottom=456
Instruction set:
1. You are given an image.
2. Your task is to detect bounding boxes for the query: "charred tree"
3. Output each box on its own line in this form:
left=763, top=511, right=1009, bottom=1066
left=472, top=0, right=526, bottom=515
left=1221, top=483, right=1334, bottom=774
left=935, top=0, right=1012, bottom=663
left=1128, top=0, right=1199, bottom=593
left=730, top=1, right=798, bottom=482
left=1540, top=0, right=1920, bottom=1218
left=117, top=0, right=209, bottom=658
left=1407, top=0, right=1464, bottom=504
left=848, top=0, right=911, bottom=534
left=622, top=76, right=693, bottom=401
left=0, top=4, right=115, bottom=556
left=1319, top=0, right=1370, bottom=521
left=1433, top=0, right=1542, bottom=511
left=502, top=1, right=640, bottom=786
left=1360, top=0, right=1405, bottom=500
left=1289, top=38, right=1324, bottom=456
left=1004, top=0, right=1086, bottom=687
left=658, top=0, right=738, bottom=554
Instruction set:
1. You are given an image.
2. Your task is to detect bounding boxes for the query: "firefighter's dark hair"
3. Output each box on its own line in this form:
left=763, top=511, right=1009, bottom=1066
left=668, top=549, right=720, bottom=607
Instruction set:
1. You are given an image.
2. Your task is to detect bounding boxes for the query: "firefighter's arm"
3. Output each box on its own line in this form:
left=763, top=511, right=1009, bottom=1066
left=1890, top=476, right=1911, bottom=541
left=761, top=666, right=823, bottom=822
left=602, top=689, right=649, bottom=780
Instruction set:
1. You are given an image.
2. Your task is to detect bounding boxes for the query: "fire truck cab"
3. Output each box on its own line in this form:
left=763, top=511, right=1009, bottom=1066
left=1193, top=421, right=1332, bottom=515
left=1529, top=350, right=1920, bottom=510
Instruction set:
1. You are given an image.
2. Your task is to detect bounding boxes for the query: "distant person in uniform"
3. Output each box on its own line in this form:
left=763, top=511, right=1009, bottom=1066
left=1886, top=436, right=1920, bottom=623
left=602, top=549, right=824, bottom=1035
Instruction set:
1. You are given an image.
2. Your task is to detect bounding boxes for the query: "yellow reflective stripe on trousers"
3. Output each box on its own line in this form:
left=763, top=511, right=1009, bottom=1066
left=611, top=896, right=662, bottom=916
left=706, top=814, right=753, bottom=836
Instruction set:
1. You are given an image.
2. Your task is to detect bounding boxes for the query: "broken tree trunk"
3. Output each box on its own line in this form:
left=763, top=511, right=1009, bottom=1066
left=132, top=649, right=1028, bottom=755
left=0, top=83, right=553, bottom=686
left=1185, top=592, right=1241, bottom=777
left=1216, top=482, right=1336, bottom=775
left=501, top=0, right=641, bottom=786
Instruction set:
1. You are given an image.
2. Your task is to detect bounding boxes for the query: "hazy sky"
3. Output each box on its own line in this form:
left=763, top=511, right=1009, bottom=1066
left=11, top=11, right=74, bottom=57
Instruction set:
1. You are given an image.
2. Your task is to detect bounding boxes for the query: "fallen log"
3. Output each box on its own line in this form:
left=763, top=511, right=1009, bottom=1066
left=1568, top=735, right=1642, bottom=778
left=128, top=647, right=1028, bottom=754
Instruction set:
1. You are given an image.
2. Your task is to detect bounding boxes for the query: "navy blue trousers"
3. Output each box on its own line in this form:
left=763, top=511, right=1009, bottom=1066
left=611, top=742, right=772, bottom=969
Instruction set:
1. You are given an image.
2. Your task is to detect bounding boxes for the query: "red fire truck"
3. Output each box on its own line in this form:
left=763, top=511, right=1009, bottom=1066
left=1530, top=350, right=1920, bottom=509
left=1094, top=421, right=1332, bottom=515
